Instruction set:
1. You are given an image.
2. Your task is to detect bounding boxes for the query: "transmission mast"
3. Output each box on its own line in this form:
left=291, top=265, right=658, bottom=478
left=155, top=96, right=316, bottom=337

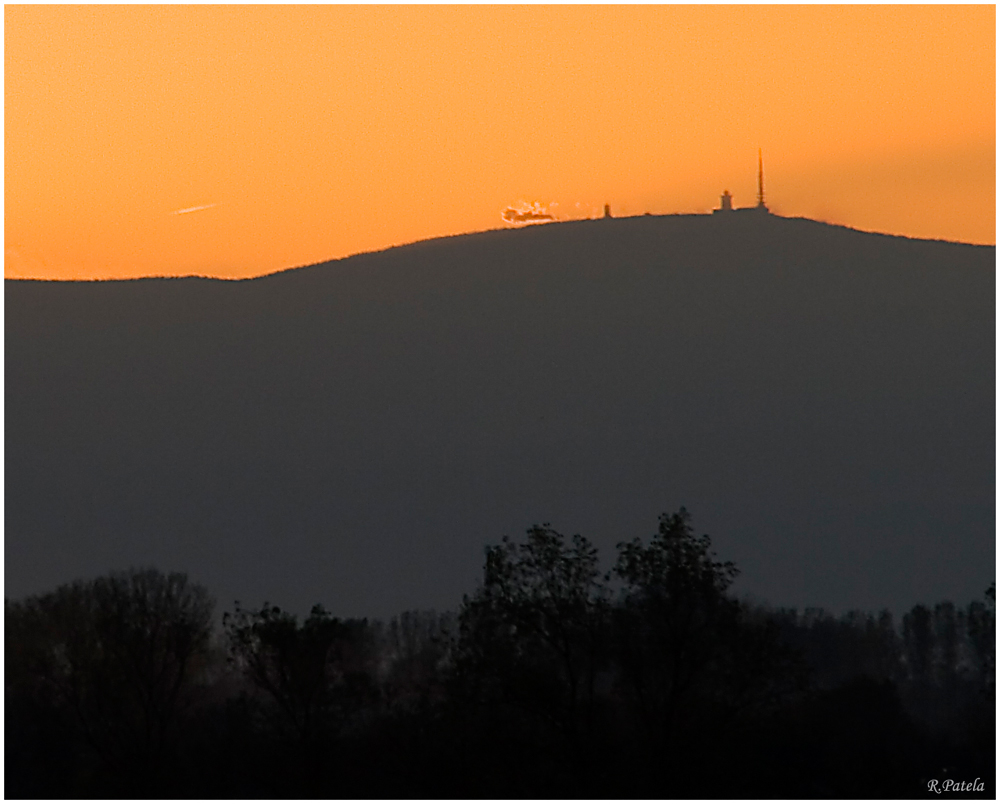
left=757, top=148, right=766, bottom=209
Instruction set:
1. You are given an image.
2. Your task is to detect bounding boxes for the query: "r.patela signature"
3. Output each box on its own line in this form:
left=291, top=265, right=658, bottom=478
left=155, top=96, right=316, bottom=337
left=927, top=777, right=985, bottom=794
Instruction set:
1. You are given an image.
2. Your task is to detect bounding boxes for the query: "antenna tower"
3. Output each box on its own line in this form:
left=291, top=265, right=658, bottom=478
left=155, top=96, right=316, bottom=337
left=757, top=148, right=765, bottom=208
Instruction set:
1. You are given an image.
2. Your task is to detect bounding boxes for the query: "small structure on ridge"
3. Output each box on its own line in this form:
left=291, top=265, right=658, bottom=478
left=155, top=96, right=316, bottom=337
left=714, top=190, right=734, bottom=214
left=714, top=150, right=770, bottom=214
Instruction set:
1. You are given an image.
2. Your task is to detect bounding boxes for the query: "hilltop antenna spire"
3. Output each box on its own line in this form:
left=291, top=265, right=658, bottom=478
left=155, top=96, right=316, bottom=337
left=757, top=148, right=765, bottom=208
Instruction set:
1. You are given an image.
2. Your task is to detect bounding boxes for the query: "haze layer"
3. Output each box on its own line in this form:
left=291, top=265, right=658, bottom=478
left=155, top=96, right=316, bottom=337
left=6, top=214, right=994, bottom=616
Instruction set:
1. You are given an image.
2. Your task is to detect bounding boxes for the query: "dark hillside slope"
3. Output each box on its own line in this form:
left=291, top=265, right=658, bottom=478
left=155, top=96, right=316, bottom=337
left=6, top=214, right=994, bottom=616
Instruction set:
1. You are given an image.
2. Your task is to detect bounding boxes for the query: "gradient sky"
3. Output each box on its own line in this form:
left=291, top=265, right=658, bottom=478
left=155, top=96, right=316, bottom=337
left=5, top=5, right=995, bottom=280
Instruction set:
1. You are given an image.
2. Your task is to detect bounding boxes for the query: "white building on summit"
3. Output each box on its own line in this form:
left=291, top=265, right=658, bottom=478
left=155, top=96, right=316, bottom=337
left=714, top=150, right=770, bottom=214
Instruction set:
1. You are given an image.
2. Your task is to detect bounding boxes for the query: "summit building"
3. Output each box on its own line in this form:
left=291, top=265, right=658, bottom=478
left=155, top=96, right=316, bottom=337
left=714, top=149, right=770, bottom=214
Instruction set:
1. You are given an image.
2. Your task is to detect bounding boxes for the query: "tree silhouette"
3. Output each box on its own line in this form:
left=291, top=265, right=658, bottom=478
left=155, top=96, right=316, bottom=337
left=379, top=610, right=454, bottom=713
left=902, top=604, right=934, bottom=691
left=613, top=509, right=802, bottom=751
left=5, top=568, right=214, bottom=794
left=967, top=582, right=996, bottom=700
left=224, top=602, right=377, bottom=745
left=5, top=555, right=992, bottom=797
left=453, top=525, right=611, bottom=778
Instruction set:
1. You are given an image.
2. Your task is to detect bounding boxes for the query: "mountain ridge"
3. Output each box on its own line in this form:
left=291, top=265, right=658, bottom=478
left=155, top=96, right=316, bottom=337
left=7, top=213, right=992, bottom=284
left=6, top=213, right=994, bottom=618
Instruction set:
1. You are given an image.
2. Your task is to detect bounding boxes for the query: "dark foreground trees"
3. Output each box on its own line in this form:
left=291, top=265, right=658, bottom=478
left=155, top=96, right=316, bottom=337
left=6, top=569, right=214, bottom=797
left=224, top=603, right=378, bottom=745
left=453, top=527, right=609, bottom=750
left=612, top=509, right=803, bottom=746
left=450, top=509, right=806, bottom=796
left=5, top=514, right=995, bottom=798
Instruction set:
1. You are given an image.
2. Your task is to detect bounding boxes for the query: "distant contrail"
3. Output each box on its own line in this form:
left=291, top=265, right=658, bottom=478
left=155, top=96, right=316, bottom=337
left=172, top=203, right=217, bottom=215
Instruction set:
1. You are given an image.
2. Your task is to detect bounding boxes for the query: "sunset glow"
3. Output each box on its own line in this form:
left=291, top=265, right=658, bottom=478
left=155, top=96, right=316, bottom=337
left=5, top=5, right=995, bottom=280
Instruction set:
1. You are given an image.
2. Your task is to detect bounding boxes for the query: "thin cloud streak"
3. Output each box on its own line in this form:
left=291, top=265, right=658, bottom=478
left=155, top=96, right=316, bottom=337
left=172, top=203, right=218, bottom=215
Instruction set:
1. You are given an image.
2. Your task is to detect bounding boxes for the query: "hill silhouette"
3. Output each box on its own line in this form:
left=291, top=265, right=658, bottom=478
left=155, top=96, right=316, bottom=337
left=6, top=213, right=994, bottom=617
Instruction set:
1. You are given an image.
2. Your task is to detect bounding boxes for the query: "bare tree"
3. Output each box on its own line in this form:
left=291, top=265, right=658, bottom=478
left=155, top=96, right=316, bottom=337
left=454, top=525, right=611, bottom=766
left=6, top=568, right=214, bottom=792
left=224, top=602, right=377, bottom=743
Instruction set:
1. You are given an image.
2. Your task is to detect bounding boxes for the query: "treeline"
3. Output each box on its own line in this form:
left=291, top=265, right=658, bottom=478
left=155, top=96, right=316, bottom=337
left=6, top=510, right=995, bottom=798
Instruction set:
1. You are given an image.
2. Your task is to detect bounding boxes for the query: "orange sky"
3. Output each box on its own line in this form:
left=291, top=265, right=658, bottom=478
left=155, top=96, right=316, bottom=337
left=5, top=5, right=995, bottom=280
